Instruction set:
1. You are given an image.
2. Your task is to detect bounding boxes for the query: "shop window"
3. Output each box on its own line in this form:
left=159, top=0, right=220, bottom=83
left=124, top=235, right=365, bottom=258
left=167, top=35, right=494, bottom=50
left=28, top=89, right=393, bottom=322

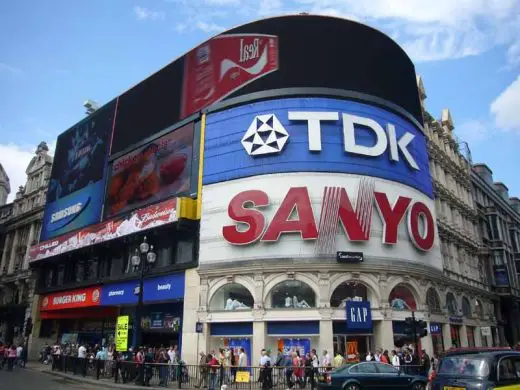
left=462, top=297, right=472, bottom=317
left=270, top=280, right=316, bottom=309
left=209, top=283, right=253, bottom=311
left=446, top=293, right=458, bottom=316
left=427, top=288, right=442, bottom=313
left=475, top=300, right=483, bottom=318
left=467, top=326, right=475, bottom=347
left=330, top=281, right=368, bottom=308
left=388, top=284, right=416, bottom=311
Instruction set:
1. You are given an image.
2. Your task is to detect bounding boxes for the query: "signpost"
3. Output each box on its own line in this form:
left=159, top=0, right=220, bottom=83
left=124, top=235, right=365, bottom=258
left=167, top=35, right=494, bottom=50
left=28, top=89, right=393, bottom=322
left=115, top=315, right=129, bottom=352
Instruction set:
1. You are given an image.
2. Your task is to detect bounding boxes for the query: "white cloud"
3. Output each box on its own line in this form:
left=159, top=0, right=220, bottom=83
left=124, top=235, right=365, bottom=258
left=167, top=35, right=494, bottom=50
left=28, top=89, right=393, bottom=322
left=0, top=144, right=35, bottom=202
left=133, top=6, right=165, bottom=21
left=491, top=75, right=520, bottom=132
left=455, top=120, right=492, bottom=143
left=506, top=42, right=520, bottom=69
left=195, top=21, right=226, bottom=33
left=0, top=62, right=22, bottom=76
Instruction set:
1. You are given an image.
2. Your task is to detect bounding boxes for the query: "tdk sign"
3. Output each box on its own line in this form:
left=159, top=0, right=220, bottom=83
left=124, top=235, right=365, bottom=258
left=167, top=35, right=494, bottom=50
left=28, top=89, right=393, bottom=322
left=204, top=97, right=432, bottom=198
left=242, top=111, right=418, bottom=170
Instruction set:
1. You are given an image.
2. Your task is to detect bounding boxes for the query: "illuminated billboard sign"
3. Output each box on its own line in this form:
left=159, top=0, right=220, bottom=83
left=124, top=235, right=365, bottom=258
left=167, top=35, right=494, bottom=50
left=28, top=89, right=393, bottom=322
left=41, top=100, right=116, bottom=241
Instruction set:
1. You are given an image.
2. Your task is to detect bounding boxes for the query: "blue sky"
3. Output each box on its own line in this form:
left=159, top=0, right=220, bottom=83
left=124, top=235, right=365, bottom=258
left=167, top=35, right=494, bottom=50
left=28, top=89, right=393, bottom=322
left=1, top=0, right=519, bottom=201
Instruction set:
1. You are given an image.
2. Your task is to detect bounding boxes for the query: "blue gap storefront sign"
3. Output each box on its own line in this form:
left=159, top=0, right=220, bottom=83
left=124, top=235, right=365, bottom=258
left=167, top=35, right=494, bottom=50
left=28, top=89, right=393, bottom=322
left=204, top=97, right=432, bottom=198
left=346, top=301, right=372, bottom=331
left=101, top=272, right=185, bottom=306
left=429, top=323, right=442, bottom=335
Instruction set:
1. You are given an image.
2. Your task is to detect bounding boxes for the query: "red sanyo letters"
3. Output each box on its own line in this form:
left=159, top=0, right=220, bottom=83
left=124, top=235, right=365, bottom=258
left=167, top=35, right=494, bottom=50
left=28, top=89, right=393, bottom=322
left=222, top=186, right=435, bottom=252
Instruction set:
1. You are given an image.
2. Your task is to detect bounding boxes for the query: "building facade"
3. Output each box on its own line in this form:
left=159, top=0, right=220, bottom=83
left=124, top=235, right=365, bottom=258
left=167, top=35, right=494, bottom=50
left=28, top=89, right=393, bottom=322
left=0, top=142, right=52, bottom=345
left=471, top=163, right=520, bottom=346
left=0, top=164, right=10, bottom=206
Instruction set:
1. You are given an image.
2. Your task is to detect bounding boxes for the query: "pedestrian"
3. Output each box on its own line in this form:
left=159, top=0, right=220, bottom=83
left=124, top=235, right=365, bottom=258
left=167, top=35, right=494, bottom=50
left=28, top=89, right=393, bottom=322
left=333, top=351, right=345, bottom=368
left=391, top=350, right=400, bottom=368
left=195, top=351, right=208, bottom=388
left=208, top=353, right=219, bottom=390
left=421, top=350, right=431, bottom=377
left=259, top=348, right=272, bottom=389
left=8, top=344, right=17, bottom=371
left=381, top=350, right=390, bottom=364
left=158, top=347, right=169, bottom=387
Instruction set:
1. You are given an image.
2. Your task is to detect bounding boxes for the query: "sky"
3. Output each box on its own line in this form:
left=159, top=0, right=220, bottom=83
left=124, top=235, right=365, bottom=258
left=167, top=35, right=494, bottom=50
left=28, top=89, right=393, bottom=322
left=1, top=0, right=519, bottom=202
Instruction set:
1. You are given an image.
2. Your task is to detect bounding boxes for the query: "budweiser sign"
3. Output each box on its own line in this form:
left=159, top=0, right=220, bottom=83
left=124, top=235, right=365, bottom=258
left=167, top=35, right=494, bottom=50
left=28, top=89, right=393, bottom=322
left=29, top=198, right=178, bottom=262
left=182, top=34, right=279, bottom=118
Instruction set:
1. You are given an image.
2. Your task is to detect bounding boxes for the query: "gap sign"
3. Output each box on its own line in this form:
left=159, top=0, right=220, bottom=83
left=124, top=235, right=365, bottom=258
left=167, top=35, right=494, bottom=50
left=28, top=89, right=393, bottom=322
left=346, top=301, right=372, bottom=331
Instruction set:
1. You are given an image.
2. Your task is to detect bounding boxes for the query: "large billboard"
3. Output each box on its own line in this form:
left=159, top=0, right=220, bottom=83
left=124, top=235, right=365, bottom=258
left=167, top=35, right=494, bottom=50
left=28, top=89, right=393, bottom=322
left=182, top=34, right=279, bottom=118
left=30, top=198, right=178, bottom=263
left=110, top=15, right=421, bottom=156
left=203, top=97, right=432, bottom=197
left=41, top=100, right=116, bottom=241
left=105, top=122, right=195, bottom=218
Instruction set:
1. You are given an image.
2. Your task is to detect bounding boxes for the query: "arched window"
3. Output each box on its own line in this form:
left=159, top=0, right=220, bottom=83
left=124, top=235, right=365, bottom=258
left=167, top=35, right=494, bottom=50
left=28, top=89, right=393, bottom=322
left=331, top=281, right=368, bottom=308
left=389, top=284, right=416, bottom=311
left=270, top=280, right=316, bottom=309
left=475, top=299, right=483, bottom=318
left=446, top=293, right=458, bottom=315
left=209, top=283, right=254, bottom=311
left=462, top=297, right=471, bottom=317
left=426, top=288, right=442, bottom=314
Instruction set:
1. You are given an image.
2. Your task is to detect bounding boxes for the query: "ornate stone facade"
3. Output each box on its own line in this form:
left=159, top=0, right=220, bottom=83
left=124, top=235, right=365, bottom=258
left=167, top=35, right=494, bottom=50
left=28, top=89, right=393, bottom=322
left=0, top=142, right=53, bottom=344
left=0, top=164, right=10, bottom=206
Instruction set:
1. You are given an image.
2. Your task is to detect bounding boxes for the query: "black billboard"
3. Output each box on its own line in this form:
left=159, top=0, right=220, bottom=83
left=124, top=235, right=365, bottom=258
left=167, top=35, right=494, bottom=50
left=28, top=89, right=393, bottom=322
left=110, top=15, right=421, bottom=156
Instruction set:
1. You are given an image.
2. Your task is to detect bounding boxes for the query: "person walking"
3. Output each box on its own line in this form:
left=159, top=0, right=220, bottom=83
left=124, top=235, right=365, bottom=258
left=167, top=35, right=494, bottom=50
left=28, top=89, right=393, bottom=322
left=158, top=347, right=170, bottom=387
left=7, top=345, right=17, bottom=371
left=333, top=352, right=345, bottom=368
left=391, top=350, right=400, bottom=368
left=421, top=350, right=431, bottom=377
left=195, top=352, right=208, bottom=388
left=208, top=353, right=219, bottom=390
left=381, top=350, right=390, bottom=364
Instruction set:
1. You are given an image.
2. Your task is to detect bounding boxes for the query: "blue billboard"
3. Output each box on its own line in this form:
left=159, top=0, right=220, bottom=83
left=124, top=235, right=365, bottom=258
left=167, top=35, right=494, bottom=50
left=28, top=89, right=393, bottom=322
left=204, top=97, right=432, bottom=198
left=41, top=100, right=117, bottom=240
left=100, top=272, right=186, bottom=306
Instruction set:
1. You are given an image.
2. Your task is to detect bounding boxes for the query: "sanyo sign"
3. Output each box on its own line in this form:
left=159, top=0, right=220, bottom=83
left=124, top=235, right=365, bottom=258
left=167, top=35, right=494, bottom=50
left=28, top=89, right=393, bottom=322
left=287, top=111, right=419, bottom=170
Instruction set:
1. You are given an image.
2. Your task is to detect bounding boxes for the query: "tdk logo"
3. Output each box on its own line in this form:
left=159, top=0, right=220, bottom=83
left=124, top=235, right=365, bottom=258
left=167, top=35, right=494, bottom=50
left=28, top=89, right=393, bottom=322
left=241, top=111, right=419, bottom=170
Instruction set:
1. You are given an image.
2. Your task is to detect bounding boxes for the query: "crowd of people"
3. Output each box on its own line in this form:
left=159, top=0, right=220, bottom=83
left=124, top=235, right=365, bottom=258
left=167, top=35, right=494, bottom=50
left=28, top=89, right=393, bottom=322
left=0, top=343, right=27, bottom=371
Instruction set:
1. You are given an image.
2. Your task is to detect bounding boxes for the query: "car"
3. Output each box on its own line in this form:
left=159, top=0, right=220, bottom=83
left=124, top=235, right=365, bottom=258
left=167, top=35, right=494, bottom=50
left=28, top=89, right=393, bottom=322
left=430, top=350, right=520, bottom=390
left=318, top=361, right=427, bottom=390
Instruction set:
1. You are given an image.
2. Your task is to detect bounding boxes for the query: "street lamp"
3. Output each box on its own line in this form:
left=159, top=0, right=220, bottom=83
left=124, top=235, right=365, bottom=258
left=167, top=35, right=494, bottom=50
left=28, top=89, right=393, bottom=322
left=132, top=236, right=156, bottom=348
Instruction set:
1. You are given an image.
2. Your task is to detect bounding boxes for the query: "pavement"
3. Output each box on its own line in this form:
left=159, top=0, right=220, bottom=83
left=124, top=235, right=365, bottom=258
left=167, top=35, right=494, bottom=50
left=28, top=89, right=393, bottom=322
left=19, top=362, right=172, bottom=390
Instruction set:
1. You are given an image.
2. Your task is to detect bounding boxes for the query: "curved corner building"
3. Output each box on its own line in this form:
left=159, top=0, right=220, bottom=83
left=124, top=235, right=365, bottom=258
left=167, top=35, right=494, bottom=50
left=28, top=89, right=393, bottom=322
left=184, top=15, right=498, bottom=364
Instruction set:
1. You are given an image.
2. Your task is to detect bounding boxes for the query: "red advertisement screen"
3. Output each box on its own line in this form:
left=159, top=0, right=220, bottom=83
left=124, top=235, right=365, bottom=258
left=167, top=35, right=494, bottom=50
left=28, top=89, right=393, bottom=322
left=182, top=34, right=279, bottom=118
left=106, top=123, right=194, bottom=218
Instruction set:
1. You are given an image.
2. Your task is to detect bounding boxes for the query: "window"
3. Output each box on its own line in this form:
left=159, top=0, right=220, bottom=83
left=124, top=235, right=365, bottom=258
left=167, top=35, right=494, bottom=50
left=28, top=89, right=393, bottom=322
left=427, top=288, right=442, bottom=313
left=446, top=293, right=458, bottom=315
left=498, top=357, right=519, bottom=382
left=490, top=215, right=501, bottom=240
left=349, top=363, right=377, bottom=374
left=330, top=282, right=368, bottom=308
left=462, top=297, right=471, bottom=317
left=389, top=285, right=416, bottom=311
left=270, top=280, right=316, bottom=309
left=376, top=363, right=399, bottom=374
left=475, top=300, right=483, bottom=318
left=209, top=283, right=253, bottom=311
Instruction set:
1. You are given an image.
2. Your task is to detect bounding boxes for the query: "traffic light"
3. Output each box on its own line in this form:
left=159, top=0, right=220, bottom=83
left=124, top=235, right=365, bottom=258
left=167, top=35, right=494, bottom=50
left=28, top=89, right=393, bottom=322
left=416, top=320, right=428, bottom=338
left=404, top=317, right=415, bottom=336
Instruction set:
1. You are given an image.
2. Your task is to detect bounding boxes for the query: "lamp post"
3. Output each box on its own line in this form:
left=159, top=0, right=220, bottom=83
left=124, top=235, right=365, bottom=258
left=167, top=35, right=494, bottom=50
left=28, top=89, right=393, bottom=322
left=132, top=236, right=156, bottom=349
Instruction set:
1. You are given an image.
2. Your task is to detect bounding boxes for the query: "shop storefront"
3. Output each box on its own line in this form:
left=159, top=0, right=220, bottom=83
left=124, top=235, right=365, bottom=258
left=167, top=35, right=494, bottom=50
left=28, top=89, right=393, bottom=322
left=266, top=321, right=319, bottom=357
left=101, top=272, right=185, bottom=349
left=333, top=301, right=373, bottom=360
left=467, top=326, right=476, bottom=347
left=450, top=323, right=462, bottom=348
left=39, top=285, right=119, bottom=345
left=429, top=323, right=444, bottom=356
left=209, top=322, right=252, bottom=364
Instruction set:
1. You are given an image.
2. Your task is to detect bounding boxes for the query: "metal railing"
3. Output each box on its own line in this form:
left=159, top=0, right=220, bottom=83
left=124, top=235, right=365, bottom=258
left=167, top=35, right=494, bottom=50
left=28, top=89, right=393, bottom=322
left=49, top=356, right=427, bottom=388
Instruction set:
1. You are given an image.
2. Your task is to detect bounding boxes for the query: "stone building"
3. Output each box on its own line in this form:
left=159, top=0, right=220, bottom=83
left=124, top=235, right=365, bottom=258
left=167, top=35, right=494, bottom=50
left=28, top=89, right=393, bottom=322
left=0, top=164, right=10, bottom=206
left=471, top=163, right=520, bottom=346
left=0, top=142, right=53, bottom=344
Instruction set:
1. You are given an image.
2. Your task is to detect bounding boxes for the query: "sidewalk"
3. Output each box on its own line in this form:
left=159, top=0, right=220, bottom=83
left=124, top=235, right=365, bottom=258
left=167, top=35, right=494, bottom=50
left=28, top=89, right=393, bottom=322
left=26, top=362, right=181, bottom=390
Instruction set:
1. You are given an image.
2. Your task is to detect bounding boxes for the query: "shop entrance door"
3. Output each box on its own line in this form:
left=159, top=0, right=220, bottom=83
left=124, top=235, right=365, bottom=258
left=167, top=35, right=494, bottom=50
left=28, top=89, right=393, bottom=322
left=333, top=335, right=370, bottom=360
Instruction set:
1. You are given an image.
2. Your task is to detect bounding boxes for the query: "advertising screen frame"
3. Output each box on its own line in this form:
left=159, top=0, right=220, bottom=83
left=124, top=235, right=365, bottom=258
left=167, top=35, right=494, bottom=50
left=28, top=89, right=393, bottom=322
left=40, top=99, right=117, bottom=241
left=105, top=117, right=201, bottom=220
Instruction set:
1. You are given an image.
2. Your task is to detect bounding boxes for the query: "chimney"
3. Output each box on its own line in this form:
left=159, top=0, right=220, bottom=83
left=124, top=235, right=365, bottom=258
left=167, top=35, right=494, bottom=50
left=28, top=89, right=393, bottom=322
left=473, top=163, right=494, bottom=185
left=510, top=197, right=520, bottom=213
left=441, top=109, right=454, bottom=136
left=494, top=182, right=509, bottom=202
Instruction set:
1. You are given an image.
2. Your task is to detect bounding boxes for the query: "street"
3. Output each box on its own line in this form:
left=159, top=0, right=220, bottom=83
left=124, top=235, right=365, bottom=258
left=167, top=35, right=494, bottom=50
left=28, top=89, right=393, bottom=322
left=0, top=368, right=106, bottom=390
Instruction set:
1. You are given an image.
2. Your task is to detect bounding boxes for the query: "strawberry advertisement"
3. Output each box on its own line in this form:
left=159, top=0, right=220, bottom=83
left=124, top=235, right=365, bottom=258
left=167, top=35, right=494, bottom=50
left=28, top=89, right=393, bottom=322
left=29, top=198, right=178, bottom=263
left=106, top=123, right=194, bottom=218
left=182, top=34, right=279, bottom=118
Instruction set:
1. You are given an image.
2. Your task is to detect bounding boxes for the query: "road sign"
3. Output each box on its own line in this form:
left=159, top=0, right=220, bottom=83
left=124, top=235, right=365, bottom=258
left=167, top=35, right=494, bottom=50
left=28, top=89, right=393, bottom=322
left=115, top=315, right=129, bottom=352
